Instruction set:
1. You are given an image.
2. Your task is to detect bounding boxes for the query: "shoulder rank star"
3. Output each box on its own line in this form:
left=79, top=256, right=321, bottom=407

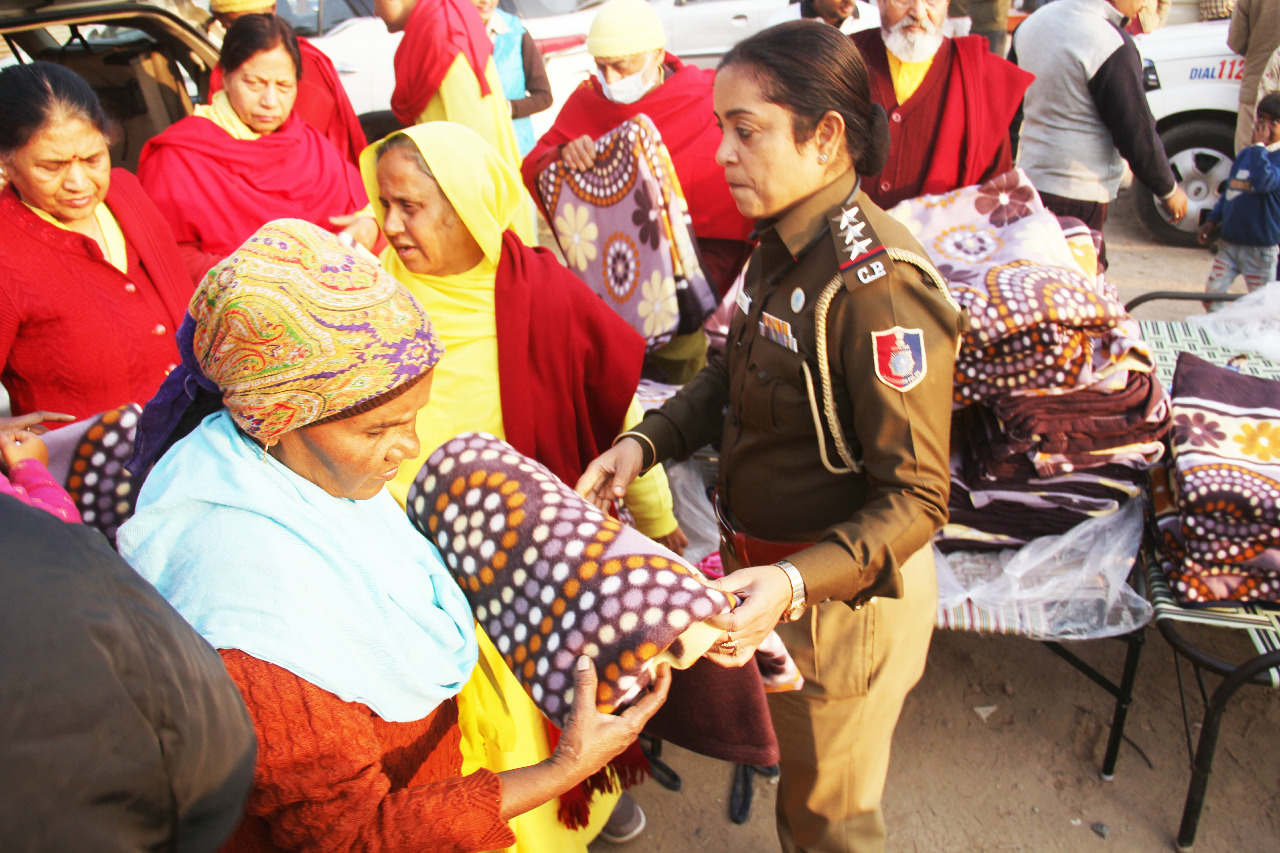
left=838, top=204, right=873, bottom=260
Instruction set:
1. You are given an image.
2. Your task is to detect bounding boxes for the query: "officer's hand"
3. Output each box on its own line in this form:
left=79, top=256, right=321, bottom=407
left=701, top=564, right=793, bottom=667
left=560, top=136, right=597, bottom=171
left=1161, top=187, right=1188, bottom=224
left=574, top=438, right=645, bottom=512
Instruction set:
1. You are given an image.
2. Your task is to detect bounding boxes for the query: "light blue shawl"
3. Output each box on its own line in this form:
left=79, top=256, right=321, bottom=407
left=118, top=410, right=477, bottom=723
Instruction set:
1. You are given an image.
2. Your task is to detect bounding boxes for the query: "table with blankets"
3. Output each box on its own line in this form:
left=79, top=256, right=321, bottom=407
left=879, top=170, right=1165, bottom=639
left=887, top=170, right=1280, bottom=628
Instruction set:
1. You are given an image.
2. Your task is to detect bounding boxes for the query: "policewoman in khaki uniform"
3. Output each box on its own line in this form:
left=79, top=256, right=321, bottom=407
left=577, top=21, right=963, bottom=853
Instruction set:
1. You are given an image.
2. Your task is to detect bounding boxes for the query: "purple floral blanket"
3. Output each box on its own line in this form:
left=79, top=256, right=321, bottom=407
left=1169, top=353, right=1280, bottom=575
left=889, top=170, right=1150, bottom=406
left=537, top=114, right=716, bottom=352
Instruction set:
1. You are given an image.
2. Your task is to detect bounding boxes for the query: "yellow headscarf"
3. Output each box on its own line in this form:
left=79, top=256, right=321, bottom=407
left=359, top=121, right=525, bottom=270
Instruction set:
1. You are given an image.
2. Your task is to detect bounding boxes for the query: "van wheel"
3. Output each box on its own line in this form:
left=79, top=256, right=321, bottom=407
left=359, top=110, right=406, bottom=145
left=1134, top=119, right=1235, bottom=247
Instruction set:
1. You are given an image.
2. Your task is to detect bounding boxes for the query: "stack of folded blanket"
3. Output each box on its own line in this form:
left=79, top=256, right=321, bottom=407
left=1151, top=353, right=1280, bottom=605
left=890, top=171, right=1171, bottom=552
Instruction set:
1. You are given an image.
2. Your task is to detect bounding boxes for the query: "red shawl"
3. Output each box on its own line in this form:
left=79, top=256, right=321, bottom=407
left=390, top=0, right=493, bottom=126
left=852, top=32, right=1033, bottom=207
left=211, top=38, right=367, bottom=167
left=494, top=230, right=643, bottom=488
left=491, top=230, right=647, bottom=827
left=522, top=54, right=752, bottom=244
left=0, top=170, right=191, bottom=420
left=136, top=111, right=367, bottom=282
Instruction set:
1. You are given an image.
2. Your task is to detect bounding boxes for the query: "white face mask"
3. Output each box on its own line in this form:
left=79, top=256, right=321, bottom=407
left=597, top=56, right=655, bottom=104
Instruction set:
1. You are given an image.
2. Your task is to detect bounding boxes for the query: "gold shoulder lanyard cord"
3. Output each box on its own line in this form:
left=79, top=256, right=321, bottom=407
left=800, top=247, right=960, bottom=476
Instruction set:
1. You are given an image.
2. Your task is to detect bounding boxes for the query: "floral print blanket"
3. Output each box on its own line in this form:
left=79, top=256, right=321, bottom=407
left=536, top=114, right=717, bottom=352
left=889, top=170, right=1149, bottom=406
left=1163, top=353, right=1280, bottom=605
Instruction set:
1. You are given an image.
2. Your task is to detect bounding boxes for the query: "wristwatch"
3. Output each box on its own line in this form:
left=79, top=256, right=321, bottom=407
left=775, top=559, right=807, bottom=622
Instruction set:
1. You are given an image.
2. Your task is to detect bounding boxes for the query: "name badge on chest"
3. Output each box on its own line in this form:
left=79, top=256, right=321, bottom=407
left=759, top=312, right=798, bottom=352
left=736, top=288, right=752, bottom=315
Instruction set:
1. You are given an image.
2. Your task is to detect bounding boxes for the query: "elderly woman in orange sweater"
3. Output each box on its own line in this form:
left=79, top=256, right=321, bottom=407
left=118, top=219, right=669, bottom=852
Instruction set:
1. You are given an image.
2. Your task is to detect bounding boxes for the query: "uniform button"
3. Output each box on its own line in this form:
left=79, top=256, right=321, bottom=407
left=124, top=283, right=137, bottom=293
left=758, top=370, right=767, bottom=380
left=880, top=181, right=891, bottom=192
left=152, top=324, right=167, bottom=335
left=891, top=112, right=902, bottom=123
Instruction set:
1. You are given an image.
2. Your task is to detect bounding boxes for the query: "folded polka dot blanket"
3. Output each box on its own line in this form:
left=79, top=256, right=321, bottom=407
left=407, top=432, right=733, bottom=727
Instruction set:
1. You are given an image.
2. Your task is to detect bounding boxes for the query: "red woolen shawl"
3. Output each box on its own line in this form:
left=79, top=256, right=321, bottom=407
left=494, top=230, right=644, bottom=492
left=390, top=0, right=493, bottom=126
left=491, top=230, right=650, bottom=827
left=136, top=111, right=366, bottom=267
left=522, top=54, right=752, bottom=244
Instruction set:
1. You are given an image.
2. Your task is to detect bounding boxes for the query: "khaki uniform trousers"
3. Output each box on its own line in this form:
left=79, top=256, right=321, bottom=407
left=769, top=546, right=938, bottom=853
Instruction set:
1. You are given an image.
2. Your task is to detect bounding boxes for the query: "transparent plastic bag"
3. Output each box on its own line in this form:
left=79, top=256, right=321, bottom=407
left=1186, top=281, right=1280, bottom=362
left=934, top=499, right=1152, bottom=640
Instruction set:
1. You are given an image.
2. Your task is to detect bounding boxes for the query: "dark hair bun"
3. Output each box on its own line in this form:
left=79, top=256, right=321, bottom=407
left=856, top=103, right=890, bottom=177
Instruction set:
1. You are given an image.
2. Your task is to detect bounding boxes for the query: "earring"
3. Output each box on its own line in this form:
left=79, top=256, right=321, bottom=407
left=819, top=154, right=828, bottom=164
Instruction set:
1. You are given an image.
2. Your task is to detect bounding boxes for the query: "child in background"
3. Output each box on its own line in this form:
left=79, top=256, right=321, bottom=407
left=1198, top=93, right=1280, bottom=310
left=0, top=416, right=81, bottom=523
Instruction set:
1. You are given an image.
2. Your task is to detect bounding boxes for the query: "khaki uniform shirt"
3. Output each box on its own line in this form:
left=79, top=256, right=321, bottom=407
left=632, top=171, right=962, bottom=607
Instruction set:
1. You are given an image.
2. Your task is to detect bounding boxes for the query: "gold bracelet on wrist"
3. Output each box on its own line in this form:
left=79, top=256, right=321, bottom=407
left=614, top=431, right=657, bottom=473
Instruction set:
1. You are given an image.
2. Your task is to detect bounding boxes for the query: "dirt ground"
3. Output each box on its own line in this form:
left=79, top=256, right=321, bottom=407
left=587, top=189, right=1280, bottom=853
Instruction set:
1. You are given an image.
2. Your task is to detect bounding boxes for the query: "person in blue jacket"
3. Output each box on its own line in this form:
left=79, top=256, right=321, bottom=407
left=1199, top=93, right=1280, bottom=310
left=468, top=0, right=554, bottom=156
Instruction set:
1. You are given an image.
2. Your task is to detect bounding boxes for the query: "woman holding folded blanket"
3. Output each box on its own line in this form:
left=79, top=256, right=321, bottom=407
left=577, top=22, right=964, bottom=853
left=118, top=218, right=669, bottom=853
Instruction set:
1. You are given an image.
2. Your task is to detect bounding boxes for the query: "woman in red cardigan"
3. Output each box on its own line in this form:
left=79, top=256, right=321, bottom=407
left=0, top=62, right=192, bottom=422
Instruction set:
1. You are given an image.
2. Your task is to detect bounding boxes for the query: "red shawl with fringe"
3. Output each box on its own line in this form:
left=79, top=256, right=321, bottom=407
left=137, top=111, right=366, bottom=282
left=390, top=0, right=493, bottom=126
left=523, top=54, right=751, bottom=244
left=211, top=38, right=367, bottom=167
left=493, top=230, right=649, bottom=826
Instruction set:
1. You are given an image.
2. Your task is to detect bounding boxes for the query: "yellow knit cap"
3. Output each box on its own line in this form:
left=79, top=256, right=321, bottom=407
left=587, top=0, right=666, bottom=59
left=209, top=0, right=274, bottom=14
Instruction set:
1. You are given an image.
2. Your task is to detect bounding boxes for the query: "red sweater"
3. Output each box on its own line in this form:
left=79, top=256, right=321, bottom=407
left=218, top=650, right=515, bottom=853
left=0, top=171, right=191, bottom=420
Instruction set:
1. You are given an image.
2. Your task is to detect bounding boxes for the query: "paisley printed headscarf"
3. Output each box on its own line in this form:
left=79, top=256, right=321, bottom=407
left=129, top=219, right=443, bottom=473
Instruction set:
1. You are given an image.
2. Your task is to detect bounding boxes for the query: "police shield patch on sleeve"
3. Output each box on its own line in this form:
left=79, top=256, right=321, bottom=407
left=871, top=327, right=927, bottom=391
